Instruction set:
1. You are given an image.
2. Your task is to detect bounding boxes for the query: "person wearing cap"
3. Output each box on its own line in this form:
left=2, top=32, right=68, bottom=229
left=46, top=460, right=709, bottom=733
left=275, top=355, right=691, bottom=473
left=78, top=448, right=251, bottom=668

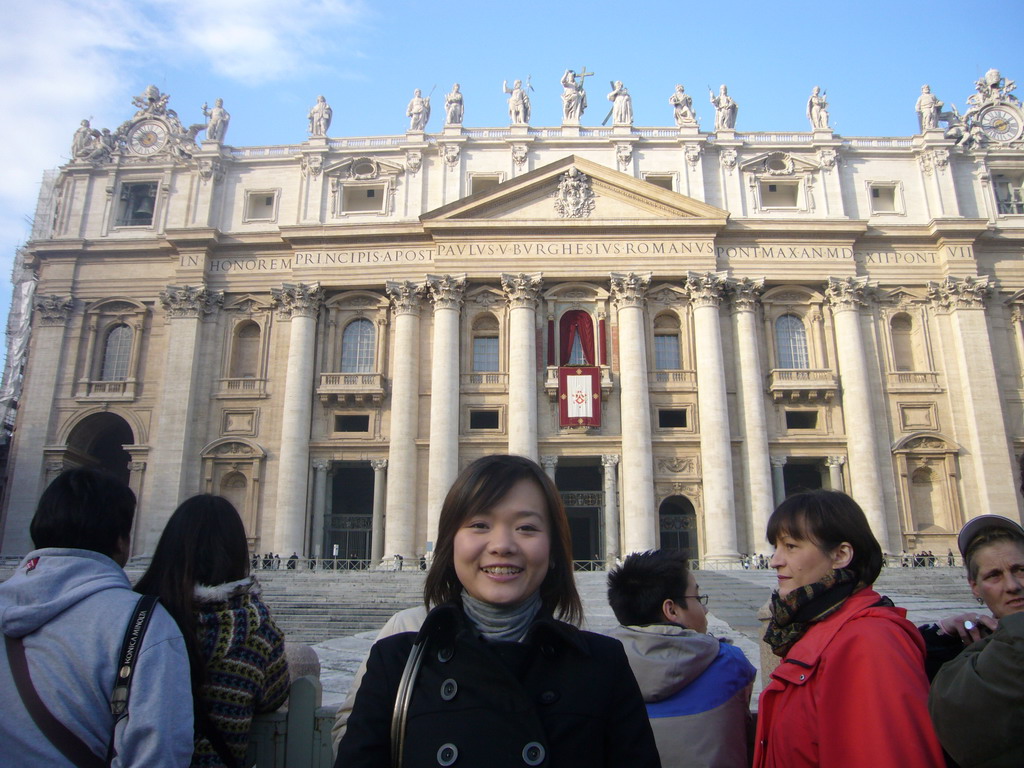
left=927, top=514, right=1024, bottom=768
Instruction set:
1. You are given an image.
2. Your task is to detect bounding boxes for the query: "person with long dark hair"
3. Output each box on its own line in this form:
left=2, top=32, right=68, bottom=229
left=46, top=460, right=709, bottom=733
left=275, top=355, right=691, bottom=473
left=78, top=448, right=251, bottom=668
left=335, top=454, right=660, bottom=767
left=753, top=490, right=944, bottom=767
left=135, top=495, right=288, bottom=767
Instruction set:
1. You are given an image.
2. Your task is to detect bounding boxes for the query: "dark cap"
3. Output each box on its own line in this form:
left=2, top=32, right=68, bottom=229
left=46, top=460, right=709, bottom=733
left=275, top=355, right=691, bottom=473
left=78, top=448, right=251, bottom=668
left=957, top=514, right=1024, bottom=558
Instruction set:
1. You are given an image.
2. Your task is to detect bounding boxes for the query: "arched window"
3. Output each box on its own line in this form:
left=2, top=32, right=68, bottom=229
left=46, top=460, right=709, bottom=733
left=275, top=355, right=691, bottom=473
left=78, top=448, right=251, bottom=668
left=100, top=324, right=132, bottom=381
left=890, top=314, right=917, bottom=371
left=341, top=319, right=375, bottom=373
left=775, top=314, right=809, bottom=369
left=653, top=314, right=681, bottom=370
left=472, top=315, right=500, bottom=372
left=229, top=321, right=261, bottom=378
left=559, top=310, right=595, bottom=366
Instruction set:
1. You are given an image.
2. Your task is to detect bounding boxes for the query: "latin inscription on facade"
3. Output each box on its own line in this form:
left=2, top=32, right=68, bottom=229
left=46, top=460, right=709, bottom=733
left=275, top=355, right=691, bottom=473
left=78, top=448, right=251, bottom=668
left=437, top=241, right=714, bottom=257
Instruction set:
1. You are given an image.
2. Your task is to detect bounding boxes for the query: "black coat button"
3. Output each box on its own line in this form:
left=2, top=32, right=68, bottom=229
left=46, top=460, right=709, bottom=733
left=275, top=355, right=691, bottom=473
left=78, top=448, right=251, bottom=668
left=440, top=678, right=458, bottom=701
left=437, top=743, right=458, bottom=766
left=539, top=690, right=558, bottom=705
left=522, top=741, right=545, bottom=765
left=437, top=646, right=454, bottom=662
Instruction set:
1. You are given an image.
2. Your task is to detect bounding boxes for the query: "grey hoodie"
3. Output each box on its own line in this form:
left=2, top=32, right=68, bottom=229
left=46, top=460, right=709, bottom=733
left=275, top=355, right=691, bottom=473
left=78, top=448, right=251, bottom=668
left=0, top=548, right=194, bottom=767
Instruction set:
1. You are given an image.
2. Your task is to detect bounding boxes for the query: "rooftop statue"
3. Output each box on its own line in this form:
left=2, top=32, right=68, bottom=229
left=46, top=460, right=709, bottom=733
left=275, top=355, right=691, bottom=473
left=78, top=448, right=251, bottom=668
left=202, top=98, right=230, bottom=142
left=444, top=84, right=464, bottom=126
left=709, top=84, right=738, bottom=131
left=407, top=88, right=431, bottom=131
left=669, top=85, right=697, bottom=127
left=503, top=77, right=532, bottom=125
left=607, top=81, right=633, bottom=126
left=806, top=86, right=830, bottom=130
left=915, top=85, right=942, bottom=132
left=561, top=69, right=590, bottom=122
left=308, top=95, right=333, bottom=136
left=132, top=84, right=171, bottom=118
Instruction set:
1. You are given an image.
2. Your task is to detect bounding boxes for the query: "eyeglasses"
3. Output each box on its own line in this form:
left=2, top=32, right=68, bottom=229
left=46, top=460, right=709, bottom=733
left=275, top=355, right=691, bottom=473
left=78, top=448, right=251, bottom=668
left=682, top=594, right=709, bottom=606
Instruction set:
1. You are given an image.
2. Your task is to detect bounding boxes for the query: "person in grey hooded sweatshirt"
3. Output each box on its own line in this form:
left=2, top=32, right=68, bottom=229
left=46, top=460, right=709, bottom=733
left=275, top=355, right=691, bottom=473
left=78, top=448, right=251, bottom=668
left=607, top=550, right=755, bottom=768
left=0, top=468, right=193, bottom=767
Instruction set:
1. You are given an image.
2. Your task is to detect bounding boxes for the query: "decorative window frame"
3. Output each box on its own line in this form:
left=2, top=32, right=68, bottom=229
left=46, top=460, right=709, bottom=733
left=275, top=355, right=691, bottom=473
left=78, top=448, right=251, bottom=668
left=892, top=433, right=963, bottom=542
left=542, top=283, right=612, bottom=398
left=986, top=162, right=1024, bottom=218
left=110, top=178, right=163, bottom=230
left=330, top=410, right=379, bottom=438
left=865, top=180, right=906, bottom=216
left=242, top=189, right=280, bottom=223
left=464, top=404, right=506, bottom=434
left=741, top=152, right=821, bottom=214
left=218, top=295, right=274, bottom=399
left=201, top=438, right=266, bottom=543
left=319, top=291, right=389, bottom=406
left=761, top=285, right=837, bottom=402
left=326, top=156, right=404, bottom=218
left=467, top=172, right=505, bottom=195
left=642, top=172, right=678, bottom=192
left=76, top=298, right=149, bottom=402
left=462, top=286, right=508, bottom=392
left=878, top=289, right=939, bottom=391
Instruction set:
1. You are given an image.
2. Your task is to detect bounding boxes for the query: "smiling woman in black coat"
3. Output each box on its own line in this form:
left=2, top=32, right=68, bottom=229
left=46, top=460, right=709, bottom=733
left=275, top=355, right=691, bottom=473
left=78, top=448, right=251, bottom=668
left=335, top=455, right=660, bottom=768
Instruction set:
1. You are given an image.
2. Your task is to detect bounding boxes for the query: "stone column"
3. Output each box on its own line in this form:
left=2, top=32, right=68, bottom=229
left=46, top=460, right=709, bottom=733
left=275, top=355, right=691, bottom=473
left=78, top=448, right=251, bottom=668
left=928, top=276, right=1021, bottom=520
left=610, top=272, right=657, bottom=553
left=502, top=273, right=543, bottom=461
left=425, top=274, right=466, bottom=549
left=770, top=456, right=787, bottom=508
left=370, top=459, right=388, bottom=564
left=825, top=277, right=891, bottom=552
left=384, top=281, right=425, bottom=559
left=310, top=459, right=330, bottom=560
left=602, top=454, right=621, bottom=565
left=541, top=455, right=558, bottom=482
left=826, top=456, right=846, bottom=491
left=272, top=283, right=323, bottom=557
left=729, top=277, right=773, bottom=556
left=143, top=285, right=222, bottom=551
left=685, top=272, right=739, bottom=564
left=2, top=296, right=74, bottom=556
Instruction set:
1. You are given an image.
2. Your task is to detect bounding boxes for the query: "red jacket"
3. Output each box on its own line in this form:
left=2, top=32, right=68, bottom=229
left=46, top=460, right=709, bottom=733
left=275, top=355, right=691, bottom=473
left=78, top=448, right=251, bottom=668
left=753, top=587, right=945, bottom=768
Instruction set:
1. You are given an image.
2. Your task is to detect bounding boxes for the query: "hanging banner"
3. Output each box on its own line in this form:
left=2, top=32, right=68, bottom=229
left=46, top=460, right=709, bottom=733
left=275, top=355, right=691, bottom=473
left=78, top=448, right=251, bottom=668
left=559, top=366, right=601, bottom=427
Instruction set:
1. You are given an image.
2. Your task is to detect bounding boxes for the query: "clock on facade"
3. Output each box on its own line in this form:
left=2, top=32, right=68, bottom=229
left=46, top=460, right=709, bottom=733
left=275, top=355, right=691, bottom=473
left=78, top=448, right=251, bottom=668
left=127, top=119, right=170, bottom=155
left=978, top=105, right=1023, bottom=143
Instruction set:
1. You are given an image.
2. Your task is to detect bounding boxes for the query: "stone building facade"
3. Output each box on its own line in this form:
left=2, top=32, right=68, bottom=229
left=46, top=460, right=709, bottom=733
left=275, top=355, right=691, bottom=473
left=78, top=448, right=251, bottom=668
left=4, top=74, right=1024, bottom=564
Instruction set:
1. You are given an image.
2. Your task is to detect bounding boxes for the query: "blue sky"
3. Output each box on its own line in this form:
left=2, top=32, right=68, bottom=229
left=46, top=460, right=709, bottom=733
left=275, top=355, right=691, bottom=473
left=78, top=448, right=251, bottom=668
left=1, top=0, right=1023, bottom=338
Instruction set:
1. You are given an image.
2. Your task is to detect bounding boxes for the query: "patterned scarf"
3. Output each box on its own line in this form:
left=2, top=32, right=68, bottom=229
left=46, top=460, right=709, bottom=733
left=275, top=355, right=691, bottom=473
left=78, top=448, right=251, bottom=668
left=763, top=568, right=862, bottom=657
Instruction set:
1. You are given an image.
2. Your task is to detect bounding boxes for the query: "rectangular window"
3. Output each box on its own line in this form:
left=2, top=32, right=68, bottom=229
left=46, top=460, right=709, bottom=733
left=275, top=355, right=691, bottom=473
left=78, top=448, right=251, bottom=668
left=469, top=410, right=500, bottom=430
left=785, top=411, right=818, bottom=430
left=116, top=182, right=157, bottom=227
left=335, top=414, right=370, bottom=433
left=472, top=336, right=499, bottom=372
left=760, top=181, right=799, bottom=208
left=341, top=185, right=386, bottom=213
left=470, top=175, right=502, bottom=194
left=993, top=173, right=1024, bottom=215
left=644, top=174, right=674, bottom=191
left=653, top=334, right=681, bottom=370
left=658, top=409, right=688, bottom=428
left=870, top=185, right=898, bottom=213
left=245, top=191, right=278, bottom=221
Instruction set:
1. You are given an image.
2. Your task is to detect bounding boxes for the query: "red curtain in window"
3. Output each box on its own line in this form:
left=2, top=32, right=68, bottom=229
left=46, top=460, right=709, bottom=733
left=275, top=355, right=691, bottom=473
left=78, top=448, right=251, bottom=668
left=559, top=310, right=595, bottom=365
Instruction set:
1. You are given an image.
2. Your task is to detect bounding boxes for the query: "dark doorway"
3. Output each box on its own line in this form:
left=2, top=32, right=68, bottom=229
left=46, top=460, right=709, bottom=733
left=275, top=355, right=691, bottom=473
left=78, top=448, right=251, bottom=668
left=65, top=413, right=134, bottom=485
left=556, top=461, right=603, bottom=562
left=326, top=462, right=373, bottom=563
left=783, top=460, right=824, bottom=497
left=659, top=495, right=698, bottom=560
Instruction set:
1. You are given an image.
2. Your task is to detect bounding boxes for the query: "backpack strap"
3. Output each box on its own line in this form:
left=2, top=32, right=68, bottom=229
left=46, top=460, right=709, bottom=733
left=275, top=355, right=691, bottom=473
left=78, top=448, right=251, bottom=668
left=5, top=633, right=105, bottom=768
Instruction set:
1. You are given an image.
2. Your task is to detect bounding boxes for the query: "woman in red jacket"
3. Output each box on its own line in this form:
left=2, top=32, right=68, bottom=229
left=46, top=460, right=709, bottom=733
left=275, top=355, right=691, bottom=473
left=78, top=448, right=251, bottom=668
left=753, top=490, right=945, bottom=768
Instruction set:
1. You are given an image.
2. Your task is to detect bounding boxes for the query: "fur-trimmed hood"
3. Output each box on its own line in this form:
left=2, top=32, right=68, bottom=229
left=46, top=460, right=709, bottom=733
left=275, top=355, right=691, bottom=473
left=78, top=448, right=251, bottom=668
left=193, top=574, right=261, bottom=604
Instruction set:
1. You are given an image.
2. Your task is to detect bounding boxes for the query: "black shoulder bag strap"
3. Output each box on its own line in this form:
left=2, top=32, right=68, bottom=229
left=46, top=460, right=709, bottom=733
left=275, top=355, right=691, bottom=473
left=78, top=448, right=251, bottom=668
left=105, top=594, right=159, bottom=764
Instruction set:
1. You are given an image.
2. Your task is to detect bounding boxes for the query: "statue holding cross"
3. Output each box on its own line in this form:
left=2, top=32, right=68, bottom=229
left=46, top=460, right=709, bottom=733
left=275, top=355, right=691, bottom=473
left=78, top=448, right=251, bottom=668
left=561, top=68, right=593, bottom=123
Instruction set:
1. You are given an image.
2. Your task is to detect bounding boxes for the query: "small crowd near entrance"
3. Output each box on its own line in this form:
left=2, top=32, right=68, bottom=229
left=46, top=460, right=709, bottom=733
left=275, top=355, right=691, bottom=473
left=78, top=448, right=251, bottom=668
left=1, top=457, right=1022, bottom=766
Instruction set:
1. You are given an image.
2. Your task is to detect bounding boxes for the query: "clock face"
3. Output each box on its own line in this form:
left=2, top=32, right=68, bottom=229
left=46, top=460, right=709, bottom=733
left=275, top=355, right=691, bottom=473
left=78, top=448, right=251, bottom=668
left=128, top=120, right=169, bottom=155
left=979, top=106, right=1023, bottom=143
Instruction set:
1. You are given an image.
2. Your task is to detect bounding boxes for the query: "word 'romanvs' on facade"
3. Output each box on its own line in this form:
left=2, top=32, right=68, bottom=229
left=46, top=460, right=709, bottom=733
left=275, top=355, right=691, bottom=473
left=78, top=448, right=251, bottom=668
left=3, top=68, right=1024, bottom=565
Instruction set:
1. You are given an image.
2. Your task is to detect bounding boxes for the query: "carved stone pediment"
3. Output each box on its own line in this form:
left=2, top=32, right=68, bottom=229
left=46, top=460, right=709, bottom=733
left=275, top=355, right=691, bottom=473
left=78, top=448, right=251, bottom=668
left=224, top=294, right=273, bottom=314
left=324, top=156, right=405, bottom=180
left=740, top=151, right=822, bottom=176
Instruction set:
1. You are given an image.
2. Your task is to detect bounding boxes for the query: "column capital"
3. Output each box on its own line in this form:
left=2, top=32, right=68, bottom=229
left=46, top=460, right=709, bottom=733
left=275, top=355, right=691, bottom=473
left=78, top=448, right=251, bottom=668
left=540, top=455, right=559, bottom=470
left=272, top=282, right=324, bottom=319
left=128, top=460, right=147, bottom=472
left=926, top=275, right=991, bottom=311
left=770, top=455, right=788, bottom=468
left=501, top=272, right=543, bottom=309
left=312, top=458, right=330, bottom=472
left=370, top=458, right=389, bottom=471
left=34, top=295, right=74, bottom=326
left=426, top=273, right=467, bottom=311
left=601, top=454, right=620, bottom=468
left=684, top=271, right=729, bottom=308
left=825, top=455, right=847, bottom=468
left=160, top=285, right=224, bottom=318
left=386, top=280, right=426, bottom=316
left=609, top=271, right=652, bottom=309
left=726, top=276, right=765, bottom=312
left=825, top=276, right=874, bottom=312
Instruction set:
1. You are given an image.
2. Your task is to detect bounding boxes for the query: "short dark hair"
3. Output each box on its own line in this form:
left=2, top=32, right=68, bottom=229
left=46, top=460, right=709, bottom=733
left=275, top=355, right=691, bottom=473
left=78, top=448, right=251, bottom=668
left=30, top=468, right=136, bottom=557
left=424, top=454, right=583, bottom=625
left=965, top=526, right=1024, bottom=582
left=607, top=550, right=690, bottom=626
left=766, top=489, right=883, bottom=586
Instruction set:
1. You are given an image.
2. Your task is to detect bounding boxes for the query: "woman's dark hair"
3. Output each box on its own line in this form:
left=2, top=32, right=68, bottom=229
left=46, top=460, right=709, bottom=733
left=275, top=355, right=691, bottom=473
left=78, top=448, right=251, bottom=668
left=134, top=495, right=250, bottom=688
left=30, top=468, right=136, bottom=558
left=766, top=489, right=884, bottom=586
left=424, top=454, right=583, bottom=625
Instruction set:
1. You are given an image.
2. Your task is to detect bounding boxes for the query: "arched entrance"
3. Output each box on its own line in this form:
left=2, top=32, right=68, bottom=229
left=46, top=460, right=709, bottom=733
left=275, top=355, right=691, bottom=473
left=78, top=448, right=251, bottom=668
left=659, top=495, right=698, bottom=560
left=65, top=413, right=134, bottom=485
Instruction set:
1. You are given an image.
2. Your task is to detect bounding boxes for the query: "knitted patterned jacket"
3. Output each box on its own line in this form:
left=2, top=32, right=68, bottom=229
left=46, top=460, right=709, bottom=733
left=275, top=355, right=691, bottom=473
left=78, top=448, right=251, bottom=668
left=193, top=576, right=289, bottom=767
